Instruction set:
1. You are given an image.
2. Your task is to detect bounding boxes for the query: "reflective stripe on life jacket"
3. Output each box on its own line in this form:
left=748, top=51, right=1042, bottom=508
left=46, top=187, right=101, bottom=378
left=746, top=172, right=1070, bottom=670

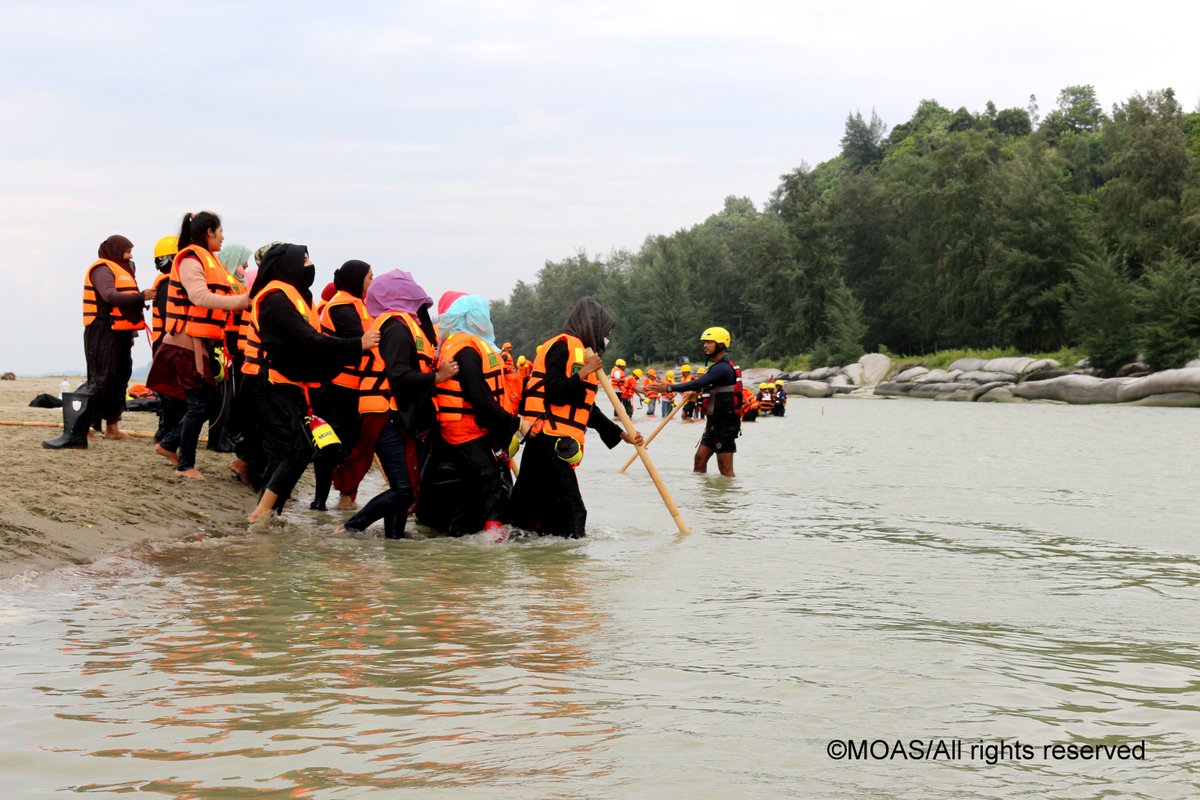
left=358, top=311, right=436, bottom=414
left=82, top=259, right=146, bottom=331
left=520, top=333, right=597, bottom=449
left=150, top=272, right=170, bottom=344
left=319, top=291, right=371, bottom=390
left=165, top=245, right=231, bottom=340
left=434, top=332, right=507, bottom=445
left=247, top=280, right=321, bottom=388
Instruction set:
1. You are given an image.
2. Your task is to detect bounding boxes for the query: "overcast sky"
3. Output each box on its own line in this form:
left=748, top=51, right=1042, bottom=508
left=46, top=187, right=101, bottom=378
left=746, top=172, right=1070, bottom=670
left=3, top=0, right=1198, bottom=374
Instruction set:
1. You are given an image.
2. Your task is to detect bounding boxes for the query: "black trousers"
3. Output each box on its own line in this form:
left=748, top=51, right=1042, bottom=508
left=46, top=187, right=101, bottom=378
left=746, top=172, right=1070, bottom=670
left=416, top=435, right=512, bottom=535
left=256, top=382, right=313, bottom=507
left=84, top=324, right=133, bottom=426
left=510, top=434, right=588, bottom=538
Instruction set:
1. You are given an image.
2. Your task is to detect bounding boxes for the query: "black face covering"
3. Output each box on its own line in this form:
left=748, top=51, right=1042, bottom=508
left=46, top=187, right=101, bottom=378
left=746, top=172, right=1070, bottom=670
left=154, top=255, right=173, bottom=274
left=250, top=243, right=314, bottom=304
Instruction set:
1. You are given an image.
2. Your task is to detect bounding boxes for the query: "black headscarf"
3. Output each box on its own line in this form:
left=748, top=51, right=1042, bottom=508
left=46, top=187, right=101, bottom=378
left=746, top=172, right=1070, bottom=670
left=98, top=235, right=134, bottom=271
left=333, top=260, right=371, bottom=298
left=249, top=243, right=314, bottom=303
left=563, top=296, right=614, bottom=354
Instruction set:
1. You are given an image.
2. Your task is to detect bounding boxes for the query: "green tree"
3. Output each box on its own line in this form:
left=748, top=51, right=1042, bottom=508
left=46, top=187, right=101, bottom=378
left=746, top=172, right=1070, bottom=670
left=1136, top=249, right=1200, bottom=371
left=1065, top=252, right=1138, bottom=375
left=841, top=109, right=887, bottom=171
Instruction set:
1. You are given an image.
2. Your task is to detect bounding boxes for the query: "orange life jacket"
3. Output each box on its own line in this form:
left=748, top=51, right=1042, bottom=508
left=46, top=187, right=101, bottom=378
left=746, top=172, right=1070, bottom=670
left=165, top=245, right=231, bottom=340
left=644, top=375, right=660, bottom=399
left=520, top=333, right=597, bottom=451
left=358, top=311, right=436, bottom=414
left=319, top=291, right=371, bottom=390
left=434, top=332, right=508, bottom=445
left=620, top=375, right=637, bottom=399
left=150, top=272, right=170, bottom=345
left=500, top=349, right=514, bottom=374
left=82, top=259, right=146, bottom=331
left=611, top=366, right=625, bottom=384
left=247, top=280, right=321, bottom=387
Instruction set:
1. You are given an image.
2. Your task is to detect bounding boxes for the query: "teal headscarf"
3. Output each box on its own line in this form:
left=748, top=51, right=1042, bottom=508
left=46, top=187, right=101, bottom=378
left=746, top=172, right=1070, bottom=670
left=439, top=294, right=498, bottom=351
left=216, top=242, right=253, bottom=286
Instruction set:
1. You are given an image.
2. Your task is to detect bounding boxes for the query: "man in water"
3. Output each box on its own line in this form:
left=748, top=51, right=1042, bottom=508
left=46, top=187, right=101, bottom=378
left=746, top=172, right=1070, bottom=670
left=644, top=326, right=743, bottom=477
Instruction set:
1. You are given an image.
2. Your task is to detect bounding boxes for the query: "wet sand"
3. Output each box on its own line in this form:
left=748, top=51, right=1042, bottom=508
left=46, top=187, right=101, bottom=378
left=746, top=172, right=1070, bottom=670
left=0, top=376, right=253, bottom=580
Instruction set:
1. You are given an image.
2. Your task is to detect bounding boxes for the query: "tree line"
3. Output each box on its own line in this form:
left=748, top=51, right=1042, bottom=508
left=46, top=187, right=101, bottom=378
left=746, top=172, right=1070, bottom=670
left=490, top=86, right=1200, bottom=375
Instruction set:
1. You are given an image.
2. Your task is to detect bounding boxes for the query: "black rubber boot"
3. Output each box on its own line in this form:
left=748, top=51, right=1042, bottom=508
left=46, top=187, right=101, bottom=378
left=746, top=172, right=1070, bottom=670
left=383, top=494, right=413, bottom=540
left=42, top=392, right=92, bottom=450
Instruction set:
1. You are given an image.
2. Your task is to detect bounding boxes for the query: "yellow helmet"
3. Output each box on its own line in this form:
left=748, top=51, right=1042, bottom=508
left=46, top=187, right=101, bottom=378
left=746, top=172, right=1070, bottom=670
left=153, top=236, right=179, bottom=258
left=666, top=371, right=674, bottom=380
left=699, top=326, right=731, bottom=348
left=517, top=355, right=528, bottom=366
left=775, top=379, right=784, bottom=386
left=697, top=367, right=707, bottom=375
left=760, top=382, right=770, bottom=390
left=633, top=368, right=643, bottom=378
left=615, top=358, right=627, bottom=367
left=680, top=363, right=692, bottom=372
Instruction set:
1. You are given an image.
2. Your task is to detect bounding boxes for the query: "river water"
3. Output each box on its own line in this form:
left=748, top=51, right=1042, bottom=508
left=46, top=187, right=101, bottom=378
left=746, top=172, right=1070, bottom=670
left=1, top=398, right=1198, bottom=798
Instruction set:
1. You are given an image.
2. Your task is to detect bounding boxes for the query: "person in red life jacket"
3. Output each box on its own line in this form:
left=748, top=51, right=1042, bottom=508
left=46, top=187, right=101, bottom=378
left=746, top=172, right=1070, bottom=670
left=338, top=271, right=457, bottom=538
left=620, top=369, right=637, bottom=417
left=45, top=235, right=154, bottom=449
left=416, top=295, right=520, bottom=538
left=310, top=260, right=373, bottom=511
left=644, top=326, right=741, bottom=477
left=510, top=297, right=643, bottom=539
left=245, top=244, right=378, bottom=524
left=149, top=236, right=187, bottom=445
left=500, top=341, right=515, bottom=373
left=147, top=211, right=250, bottom=479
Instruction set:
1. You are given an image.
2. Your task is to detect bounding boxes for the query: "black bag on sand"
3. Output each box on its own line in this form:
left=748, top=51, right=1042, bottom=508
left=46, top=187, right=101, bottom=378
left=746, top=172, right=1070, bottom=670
left=42, top=391, right=92, bottom=449
left=29, top=393, right=63, bottom=409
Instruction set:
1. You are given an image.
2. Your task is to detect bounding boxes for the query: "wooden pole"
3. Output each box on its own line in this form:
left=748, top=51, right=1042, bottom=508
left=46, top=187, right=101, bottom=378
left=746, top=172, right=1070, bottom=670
left=589, top=351, right=690, bottom=534
left=617, top=400, right=683, bottom=474
left=1, top=420, right=205, bottom=443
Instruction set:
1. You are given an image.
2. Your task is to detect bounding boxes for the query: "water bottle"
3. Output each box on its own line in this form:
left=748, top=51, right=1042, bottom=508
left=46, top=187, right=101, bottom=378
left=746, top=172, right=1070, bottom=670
left=59, top=378, right=70, bottom=399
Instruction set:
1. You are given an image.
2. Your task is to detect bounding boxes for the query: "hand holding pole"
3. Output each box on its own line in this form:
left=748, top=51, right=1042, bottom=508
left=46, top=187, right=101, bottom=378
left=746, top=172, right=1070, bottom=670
left=588, top=349, right=689, bottom=534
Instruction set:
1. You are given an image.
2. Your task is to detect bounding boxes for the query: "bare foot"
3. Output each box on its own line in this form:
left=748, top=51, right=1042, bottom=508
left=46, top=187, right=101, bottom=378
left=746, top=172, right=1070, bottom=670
left=247, top=508, right=270, bottom=524
left=335, top=495, right=358, bottom=510
left=229, top=458, right=250, bottom=486
left=155, top=444, right=180, bottom=466
left=88, top=429, right=99, bottom=440
left=176, top=468, right=205, bottom=480
left=104, top=425, right=130, bottom=440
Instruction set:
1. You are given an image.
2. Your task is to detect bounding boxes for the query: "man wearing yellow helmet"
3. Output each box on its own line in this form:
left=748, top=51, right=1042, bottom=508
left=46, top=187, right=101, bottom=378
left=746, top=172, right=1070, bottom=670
left=661, top=369, right=676, bottom=416
left=610, top=358, right=627, bottom=418
left=644, top=326, right=743, bottom=477
left=678, top=363, right=696, bottom=421
left=773, top=378, right=787, bottom=416
left=757, top=382, right=775, bottom=415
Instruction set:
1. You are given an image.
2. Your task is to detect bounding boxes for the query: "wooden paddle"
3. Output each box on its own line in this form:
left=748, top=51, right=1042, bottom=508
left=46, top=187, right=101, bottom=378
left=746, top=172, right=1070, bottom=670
left=617, top=399, right=683, bottom=474
left=588, top=350, right=689, bottom=534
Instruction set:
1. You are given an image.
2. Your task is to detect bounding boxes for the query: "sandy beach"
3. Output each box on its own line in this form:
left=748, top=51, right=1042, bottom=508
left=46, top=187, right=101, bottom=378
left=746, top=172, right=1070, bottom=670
left=0, top=376, right=253, bottom=580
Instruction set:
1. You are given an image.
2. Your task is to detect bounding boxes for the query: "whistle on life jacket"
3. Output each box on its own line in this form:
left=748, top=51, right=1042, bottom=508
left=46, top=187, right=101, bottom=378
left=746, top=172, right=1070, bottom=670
left=307, top=414, right=341, bottom=450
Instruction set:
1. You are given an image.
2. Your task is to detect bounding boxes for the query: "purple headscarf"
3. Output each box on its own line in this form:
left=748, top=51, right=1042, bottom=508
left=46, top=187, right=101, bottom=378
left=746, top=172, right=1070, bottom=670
left=365, top=269, right=433, bottom=317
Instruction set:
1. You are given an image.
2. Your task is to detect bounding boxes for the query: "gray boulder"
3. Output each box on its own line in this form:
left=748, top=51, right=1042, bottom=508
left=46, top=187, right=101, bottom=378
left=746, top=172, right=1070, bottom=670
left=785, top=380, right=834, bottom=398
left=893, top=367, right=929, bottom=383
left=957, top=370, right=1018, bottom=385
left=948, top=357, right=987, bottom=372
left=1113, top=368, right=1200, bottom=403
